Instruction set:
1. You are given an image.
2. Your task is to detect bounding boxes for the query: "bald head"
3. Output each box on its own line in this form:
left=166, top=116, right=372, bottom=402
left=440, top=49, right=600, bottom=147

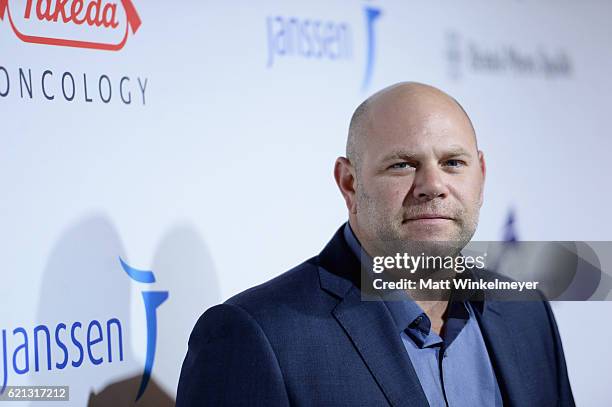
left=346, top=82, right=477, bottom=173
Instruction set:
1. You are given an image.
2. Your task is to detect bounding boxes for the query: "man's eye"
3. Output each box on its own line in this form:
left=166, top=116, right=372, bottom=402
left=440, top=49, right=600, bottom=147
left=444, top=159, right=465, bottom=167
left=389, top=162, right=414, bottom=170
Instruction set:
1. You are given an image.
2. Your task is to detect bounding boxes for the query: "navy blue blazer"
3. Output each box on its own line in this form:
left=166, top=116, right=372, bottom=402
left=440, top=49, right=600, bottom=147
left=177, top=226, right=575, bottom=406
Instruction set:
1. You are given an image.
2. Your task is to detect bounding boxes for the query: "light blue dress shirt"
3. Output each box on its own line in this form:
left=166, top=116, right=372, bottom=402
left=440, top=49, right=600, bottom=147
left=343, top=223, right=503, bottom=407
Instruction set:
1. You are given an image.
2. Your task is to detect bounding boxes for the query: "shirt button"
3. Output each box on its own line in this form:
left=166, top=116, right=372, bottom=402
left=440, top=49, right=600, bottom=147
left=409, top=316, right=422, bottom=329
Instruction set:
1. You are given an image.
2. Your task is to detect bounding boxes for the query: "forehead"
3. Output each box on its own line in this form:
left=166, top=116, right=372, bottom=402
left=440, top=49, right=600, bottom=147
left=362, top=91, right=477, bottom=160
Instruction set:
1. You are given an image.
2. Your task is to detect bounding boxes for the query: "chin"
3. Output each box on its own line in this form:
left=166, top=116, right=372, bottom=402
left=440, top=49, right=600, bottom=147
left=402, top=226, right=456, bottom=241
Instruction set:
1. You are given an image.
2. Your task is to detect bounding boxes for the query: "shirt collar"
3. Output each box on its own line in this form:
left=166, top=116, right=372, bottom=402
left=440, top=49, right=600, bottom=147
left=342, top=222, right=484, bottom=332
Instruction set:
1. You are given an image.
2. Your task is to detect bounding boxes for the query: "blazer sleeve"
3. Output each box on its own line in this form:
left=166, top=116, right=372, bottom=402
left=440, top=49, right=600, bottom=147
left=176, top=303, right=290, bottom=407
left=543, top=301, right=575, bottom=407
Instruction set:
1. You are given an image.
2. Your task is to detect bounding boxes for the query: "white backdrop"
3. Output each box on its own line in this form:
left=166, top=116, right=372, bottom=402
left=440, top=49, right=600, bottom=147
left=1, top=0, right=611, bottom=405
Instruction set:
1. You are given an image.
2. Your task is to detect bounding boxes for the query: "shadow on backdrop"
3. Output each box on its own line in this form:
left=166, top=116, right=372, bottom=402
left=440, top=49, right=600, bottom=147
left=31, top=215, right=141, bottom=406
left=88, top=223, right=221, bottom=406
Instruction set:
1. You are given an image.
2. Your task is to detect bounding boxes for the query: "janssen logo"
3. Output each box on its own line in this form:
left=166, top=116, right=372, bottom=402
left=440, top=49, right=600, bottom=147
left=266, top=5, right=382, bottom=90
left=0, top=258, right=168, bottom=401
left=0, top=0, right=141, bottom=51
left=119, top=258, right=168, bottom=401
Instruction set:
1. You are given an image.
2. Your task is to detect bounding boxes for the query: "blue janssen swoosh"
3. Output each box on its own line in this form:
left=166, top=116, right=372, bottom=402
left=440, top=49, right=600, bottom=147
left=362, top=6, right=382, bottom=91
left=120, top=257, right=156, bottom=283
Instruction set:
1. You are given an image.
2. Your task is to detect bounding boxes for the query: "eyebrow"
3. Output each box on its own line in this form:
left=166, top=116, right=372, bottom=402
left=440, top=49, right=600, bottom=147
left=380, top=150, right=420, bottom=162
left=443, top=145, right=473, bottom=158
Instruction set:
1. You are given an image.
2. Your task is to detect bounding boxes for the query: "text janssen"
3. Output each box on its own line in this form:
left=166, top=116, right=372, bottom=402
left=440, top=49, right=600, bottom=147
left=266, top=15, right=352, bottom=67
left=0, top=317, right=124, bottom=392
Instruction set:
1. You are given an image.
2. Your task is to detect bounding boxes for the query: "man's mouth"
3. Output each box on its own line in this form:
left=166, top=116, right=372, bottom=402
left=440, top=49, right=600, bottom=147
left=405, top=214, right=454, bottom=220
left=403, top=214, right=455, bottom=224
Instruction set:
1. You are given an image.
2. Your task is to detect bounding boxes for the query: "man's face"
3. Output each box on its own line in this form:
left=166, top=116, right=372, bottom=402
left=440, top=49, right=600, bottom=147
left=352, top=90, right=485, bottom=255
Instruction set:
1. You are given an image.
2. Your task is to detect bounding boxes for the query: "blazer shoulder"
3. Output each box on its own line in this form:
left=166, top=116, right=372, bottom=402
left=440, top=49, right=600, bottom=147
left=178, top=303, right=291, bottom=407
left=225, top=255, right=328, bottom=316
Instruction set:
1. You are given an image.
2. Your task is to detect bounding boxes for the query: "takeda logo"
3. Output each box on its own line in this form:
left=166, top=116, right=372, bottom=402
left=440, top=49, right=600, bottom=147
left=0, top=0, right=141, bottom=50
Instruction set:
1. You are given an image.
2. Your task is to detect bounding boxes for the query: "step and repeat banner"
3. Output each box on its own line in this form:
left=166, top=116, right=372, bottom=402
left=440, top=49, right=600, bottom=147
left=1, top=0, right=611, bottom=405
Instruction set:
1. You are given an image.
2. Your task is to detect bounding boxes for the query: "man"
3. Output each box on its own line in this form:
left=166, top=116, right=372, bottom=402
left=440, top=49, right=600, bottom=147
left=177, top=82, right=574, bottom=406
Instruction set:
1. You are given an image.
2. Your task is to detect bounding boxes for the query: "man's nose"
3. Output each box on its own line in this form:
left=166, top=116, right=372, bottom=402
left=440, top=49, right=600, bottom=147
left=411, top=164, right=448, bottom=201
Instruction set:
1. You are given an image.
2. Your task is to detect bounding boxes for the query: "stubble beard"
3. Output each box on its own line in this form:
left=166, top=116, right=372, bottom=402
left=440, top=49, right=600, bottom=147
left=355, top=186, right=479, bottom=260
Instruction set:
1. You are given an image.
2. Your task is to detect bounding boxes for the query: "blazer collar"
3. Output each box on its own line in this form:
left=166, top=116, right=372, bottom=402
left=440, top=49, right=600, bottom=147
left=317, top=224, right=361, bottom=298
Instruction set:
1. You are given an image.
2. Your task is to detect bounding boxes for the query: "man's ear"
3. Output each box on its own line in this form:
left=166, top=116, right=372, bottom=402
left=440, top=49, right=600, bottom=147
left=334, top=157, right=357, bottom=214
left=477, top=150, right=486, bottom=207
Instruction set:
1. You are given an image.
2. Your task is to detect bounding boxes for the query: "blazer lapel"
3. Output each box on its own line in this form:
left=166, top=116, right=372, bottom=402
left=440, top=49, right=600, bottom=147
left=333, top=286, right=430, bottom=407
left=317, top=225, right=429, bottom=407
left=474, top=301, right=532, bottom=407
